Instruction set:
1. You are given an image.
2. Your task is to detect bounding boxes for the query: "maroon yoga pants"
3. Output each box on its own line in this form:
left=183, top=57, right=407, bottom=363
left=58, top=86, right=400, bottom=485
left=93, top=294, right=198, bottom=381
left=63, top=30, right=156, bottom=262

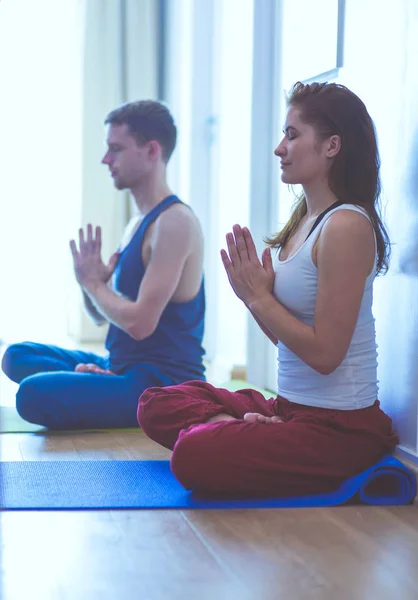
left=137, top=381, right=399, bottom=497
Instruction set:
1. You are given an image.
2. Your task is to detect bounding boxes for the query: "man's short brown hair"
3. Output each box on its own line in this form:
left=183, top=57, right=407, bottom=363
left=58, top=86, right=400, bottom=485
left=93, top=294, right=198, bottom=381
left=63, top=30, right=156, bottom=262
left=105, top=100, right=177, bottom=163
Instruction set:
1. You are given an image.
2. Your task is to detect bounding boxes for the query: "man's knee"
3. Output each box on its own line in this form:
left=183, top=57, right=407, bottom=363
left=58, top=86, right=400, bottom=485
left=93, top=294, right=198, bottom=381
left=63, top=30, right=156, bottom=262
left=15, top=376, right=43, bottom=424
left=1, top=343, right=30, bottom=380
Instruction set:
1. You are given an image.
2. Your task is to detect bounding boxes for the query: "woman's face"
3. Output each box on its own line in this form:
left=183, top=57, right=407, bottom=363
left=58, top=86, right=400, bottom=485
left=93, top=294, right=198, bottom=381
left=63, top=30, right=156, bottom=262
left=275, top=106, right=339, bottom=186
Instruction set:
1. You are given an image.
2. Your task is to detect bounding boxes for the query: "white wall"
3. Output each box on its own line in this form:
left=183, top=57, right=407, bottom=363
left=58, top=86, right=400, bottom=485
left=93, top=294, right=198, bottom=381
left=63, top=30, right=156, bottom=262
left=339, top=0, right=418, bottom=455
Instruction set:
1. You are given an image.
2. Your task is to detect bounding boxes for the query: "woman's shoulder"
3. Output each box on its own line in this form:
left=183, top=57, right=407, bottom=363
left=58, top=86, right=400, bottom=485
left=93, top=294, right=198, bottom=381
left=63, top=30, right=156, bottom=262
left=317, top=206, right=376, bottom=271
left=323, top=204, right=373, bottom=234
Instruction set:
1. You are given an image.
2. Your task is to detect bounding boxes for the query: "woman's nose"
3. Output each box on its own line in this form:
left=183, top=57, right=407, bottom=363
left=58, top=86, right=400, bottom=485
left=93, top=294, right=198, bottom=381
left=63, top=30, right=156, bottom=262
left=274, top=140, right=286, bottom=157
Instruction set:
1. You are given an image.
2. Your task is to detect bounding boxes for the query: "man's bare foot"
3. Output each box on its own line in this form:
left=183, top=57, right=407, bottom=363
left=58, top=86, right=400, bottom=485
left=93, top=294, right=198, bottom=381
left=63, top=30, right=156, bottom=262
left=243, top=412, right=283, bottom=424
left=75, top=363, right=116, bottom=376
left=206, top=413, right=237, bottom=423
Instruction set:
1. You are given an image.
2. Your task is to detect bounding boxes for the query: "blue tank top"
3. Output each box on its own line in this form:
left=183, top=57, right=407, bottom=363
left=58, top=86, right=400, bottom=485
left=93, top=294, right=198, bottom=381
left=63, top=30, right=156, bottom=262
left=105, top=195, right=206, bottom=380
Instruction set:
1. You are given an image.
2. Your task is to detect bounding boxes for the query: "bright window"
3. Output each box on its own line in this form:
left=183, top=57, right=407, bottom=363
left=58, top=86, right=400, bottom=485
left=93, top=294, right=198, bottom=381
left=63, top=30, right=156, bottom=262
left=0, top=0, right=83, bottom=343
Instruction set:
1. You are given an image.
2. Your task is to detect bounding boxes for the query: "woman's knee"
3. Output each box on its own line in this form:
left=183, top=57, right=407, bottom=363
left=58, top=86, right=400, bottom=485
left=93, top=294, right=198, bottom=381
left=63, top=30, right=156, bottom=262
left=138, top=384, right=202, bottom=449
left=137, top=385, right=179, bottom=443
left=171, top=426, right=219, bottom=492
left=137, top=386, right=165, bottom=424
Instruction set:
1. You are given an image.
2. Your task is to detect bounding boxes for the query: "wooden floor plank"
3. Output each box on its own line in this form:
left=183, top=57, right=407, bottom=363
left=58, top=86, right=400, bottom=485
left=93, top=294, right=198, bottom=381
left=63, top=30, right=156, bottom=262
left=0, top=430, right=170, bottom=462
left=70, top=431, right=153, bottom=460
left=0, top=510, right=247, bottom=600
left=17, top=432, right=81, bottom=461
left=1, top=429, right=418, bottom=599
left=182, top=506, right=418, bottom=600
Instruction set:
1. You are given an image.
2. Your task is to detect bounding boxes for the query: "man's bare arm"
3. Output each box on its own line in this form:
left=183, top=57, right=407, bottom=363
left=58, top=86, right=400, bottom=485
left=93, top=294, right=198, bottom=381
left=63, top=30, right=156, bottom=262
left=82, top=210, right=195, bottom=339
left=82, top=289, right=107, bottom=326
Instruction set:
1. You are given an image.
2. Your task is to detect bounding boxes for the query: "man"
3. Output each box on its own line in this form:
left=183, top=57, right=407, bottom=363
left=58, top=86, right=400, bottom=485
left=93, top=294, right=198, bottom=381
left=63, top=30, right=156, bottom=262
left=2, top=100, right=205, bottom=429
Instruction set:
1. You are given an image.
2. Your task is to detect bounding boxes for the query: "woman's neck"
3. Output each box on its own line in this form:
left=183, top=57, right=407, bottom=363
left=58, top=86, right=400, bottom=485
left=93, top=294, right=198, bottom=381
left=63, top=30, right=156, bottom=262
left=302, top=178, right=339, bottom=218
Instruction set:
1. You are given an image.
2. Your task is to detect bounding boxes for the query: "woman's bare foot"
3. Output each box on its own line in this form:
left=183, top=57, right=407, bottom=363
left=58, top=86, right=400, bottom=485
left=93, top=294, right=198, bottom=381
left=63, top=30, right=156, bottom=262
left=243, top=412, right=283, bottom=424
left=206, top=413, right=283, bottom=424
left=206, top=413, right=237, bottom=423
left=75, top=363, right=116, bottom=376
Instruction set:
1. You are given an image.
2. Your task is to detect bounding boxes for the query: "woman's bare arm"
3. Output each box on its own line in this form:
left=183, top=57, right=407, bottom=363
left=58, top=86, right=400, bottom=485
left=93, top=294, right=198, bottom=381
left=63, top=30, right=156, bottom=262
left=249, top=211, right=375, bottom=374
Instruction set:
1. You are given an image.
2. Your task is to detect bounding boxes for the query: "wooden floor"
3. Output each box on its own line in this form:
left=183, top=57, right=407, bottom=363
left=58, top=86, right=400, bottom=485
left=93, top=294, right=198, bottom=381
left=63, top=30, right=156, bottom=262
left=1, top=430, right=418, bottom=600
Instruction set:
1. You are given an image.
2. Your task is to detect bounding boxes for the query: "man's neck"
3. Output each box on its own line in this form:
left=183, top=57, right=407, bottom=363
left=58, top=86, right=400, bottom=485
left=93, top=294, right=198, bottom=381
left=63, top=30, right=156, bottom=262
left=130, top=180, right=174, bottom=216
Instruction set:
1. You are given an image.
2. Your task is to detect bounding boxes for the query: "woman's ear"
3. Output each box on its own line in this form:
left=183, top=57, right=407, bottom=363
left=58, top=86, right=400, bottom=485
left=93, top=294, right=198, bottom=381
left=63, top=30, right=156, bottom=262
left=326, top=135, right=341, bottom=158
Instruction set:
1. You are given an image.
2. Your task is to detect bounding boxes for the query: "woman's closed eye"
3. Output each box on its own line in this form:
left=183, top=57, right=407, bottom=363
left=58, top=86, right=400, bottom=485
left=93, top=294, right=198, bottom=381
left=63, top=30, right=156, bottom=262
left=283, top=126, right=298, bottom=141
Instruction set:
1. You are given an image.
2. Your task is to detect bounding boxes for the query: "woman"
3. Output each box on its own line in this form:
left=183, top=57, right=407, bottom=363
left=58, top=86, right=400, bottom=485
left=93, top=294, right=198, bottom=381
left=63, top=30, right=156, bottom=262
left=137, top=81, right=398, bottom=498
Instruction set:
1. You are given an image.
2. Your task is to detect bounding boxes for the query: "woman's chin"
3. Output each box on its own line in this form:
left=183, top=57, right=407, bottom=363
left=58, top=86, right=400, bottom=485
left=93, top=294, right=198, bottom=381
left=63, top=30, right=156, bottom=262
left=280, top=172, right=296, bottom=184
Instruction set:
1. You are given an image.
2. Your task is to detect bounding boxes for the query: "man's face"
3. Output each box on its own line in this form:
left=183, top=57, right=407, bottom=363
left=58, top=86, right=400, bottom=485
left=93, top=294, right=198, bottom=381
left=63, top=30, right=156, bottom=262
left=101, top=124, right=151, bottom=190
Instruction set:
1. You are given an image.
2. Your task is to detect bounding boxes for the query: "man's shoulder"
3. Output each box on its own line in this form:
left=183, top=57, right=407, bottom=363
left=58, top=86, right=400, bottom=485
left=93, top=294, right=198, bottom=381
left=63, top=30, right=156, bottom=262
left=157, top=201, right=201, bottom=234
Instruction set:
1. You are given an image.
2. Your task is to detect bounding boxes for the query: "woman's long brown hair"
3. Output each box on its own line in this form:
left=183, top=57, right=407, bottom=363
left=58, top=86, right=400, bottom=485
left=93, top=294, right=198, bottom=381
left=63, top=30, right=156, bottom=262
left=266, top=82, right=391, bottom=274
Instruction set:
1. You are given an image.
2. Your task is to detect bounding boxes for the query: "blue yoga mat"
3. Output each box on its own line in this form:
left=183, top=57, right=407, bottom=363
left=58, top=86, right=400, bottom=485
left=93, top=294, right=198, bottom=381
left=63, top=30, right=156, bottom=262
left=0, top=455, right=415, bottom=510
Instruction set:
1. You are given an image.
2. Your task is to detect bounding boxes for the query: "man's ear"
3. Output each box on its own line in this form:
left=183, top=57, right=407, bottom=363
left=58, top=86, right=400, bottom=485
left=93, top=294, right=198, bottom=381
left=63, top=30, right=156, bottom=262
left=147, top=140, right=161, bottom=160
left=326, top=135, right=341, bottom=158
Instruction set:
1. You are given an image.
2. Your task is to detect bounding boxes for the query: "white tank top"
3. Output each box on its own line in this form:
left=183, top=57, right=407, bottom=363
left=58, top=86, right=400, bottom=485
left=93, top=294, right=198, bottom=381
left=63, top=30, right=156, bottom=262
left=273, top=204, right=378, bottom=410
